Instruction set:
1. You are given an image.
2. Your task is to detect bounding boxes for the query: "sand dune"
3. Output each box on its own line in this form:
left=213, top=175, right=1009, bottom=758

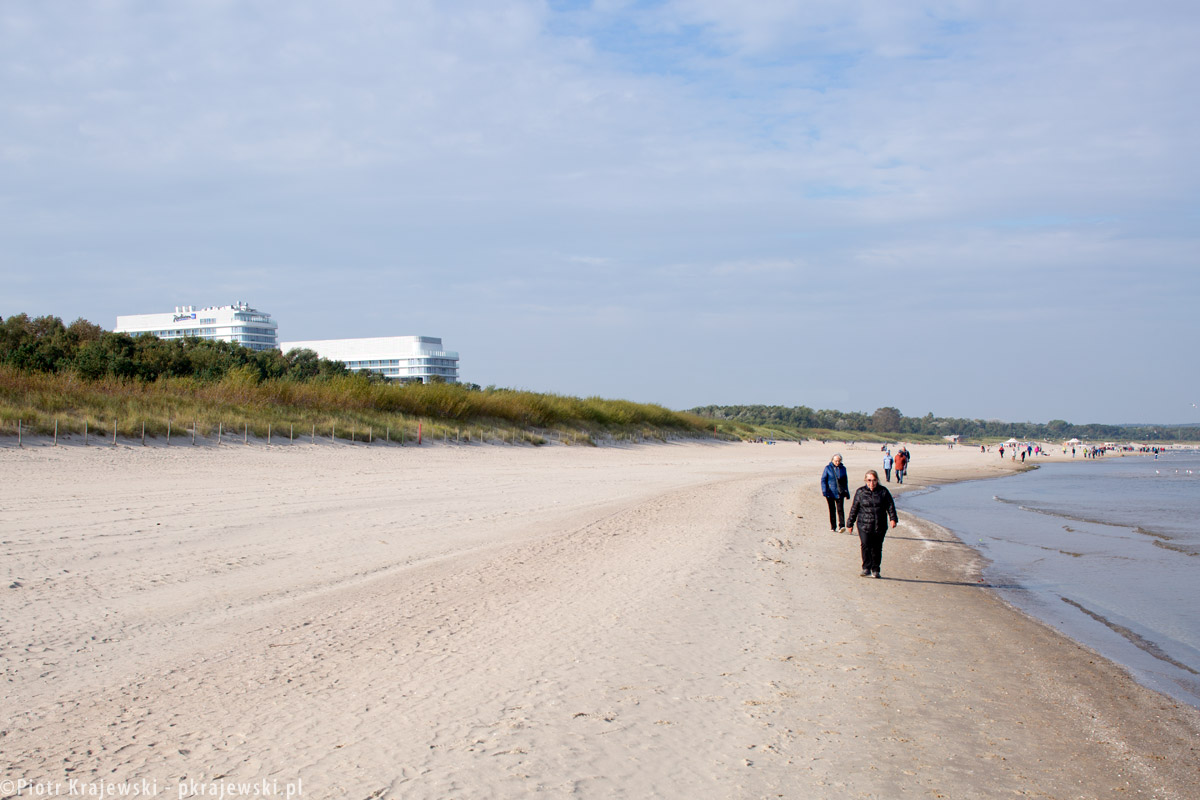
left=2, top=441, right=1197, bottom=799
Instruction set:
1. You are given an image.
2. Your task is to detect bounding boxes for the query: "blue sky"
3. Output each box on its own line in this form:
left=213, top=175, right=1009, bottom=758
left=2, top=1, right=1198, bottom=424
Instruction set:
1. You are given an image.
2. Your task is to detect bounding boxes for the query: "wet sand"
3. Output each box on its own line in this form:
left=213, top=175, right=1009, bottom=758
left=1, top=440, right=1197, bottom=799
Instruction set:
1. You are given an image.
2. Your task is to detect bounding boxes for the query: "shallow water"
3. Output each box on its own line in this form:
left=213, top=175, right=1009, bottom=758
left=898, top=451, right=1200, bottom=708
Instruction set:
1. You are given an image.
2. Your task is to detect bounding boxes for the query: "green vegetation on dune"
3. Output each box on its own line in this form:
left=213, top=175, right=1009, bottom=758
left=0, top=313, right=731, bottom=444
left=0, top=366, right=730, bottom=445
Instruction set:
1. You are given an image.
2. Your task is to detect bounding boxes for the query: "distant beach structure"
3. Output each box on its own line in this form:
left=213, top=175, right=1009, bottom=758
left=115, top=301, right=278, bottom=351
left=280, top=336, right=459, bottom=384
left=111, top=302, right=459, bottom=384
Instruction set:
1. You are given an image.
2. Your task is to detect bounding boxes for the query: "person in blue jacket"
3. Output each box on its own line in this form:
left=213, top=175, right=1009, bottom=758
left=821, top=453, right=850, bottom=531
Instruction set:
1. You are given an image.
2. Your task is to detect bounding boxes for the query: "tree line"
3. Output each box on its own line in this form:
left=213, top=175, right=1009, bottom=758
left=689, top=404, right=1197, bottom=442
left=0, top=313, right=351, bottom=382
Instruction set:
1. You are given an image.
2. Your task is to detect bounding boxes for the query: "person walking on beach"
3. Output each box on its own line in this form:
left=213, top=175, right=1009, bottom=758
left=847, top=470, right=897, bottom=579
left=893, top=449, right=908, bottom=484
left=883, top=451, right=893, bottom=483
left=821, top=454, right=850, bottom=532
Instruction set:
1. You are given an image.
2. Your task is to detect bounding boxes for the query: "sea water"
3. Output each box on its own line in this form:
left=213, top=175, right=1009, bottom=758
left=898, top=451, right=1200, bottom=708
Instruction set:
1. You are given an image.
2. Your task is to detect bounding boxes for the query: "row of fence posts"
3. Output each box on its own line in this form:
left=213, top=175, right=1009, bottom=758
left=10, top=419, right=633, bottom=448
left=9, top=418, right=444, bottom=448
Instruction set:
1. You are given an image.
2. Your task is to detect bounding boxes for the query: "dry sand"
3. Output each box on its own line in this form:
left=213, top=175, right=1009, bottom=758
left=1, top=440, right=1197, bottom=799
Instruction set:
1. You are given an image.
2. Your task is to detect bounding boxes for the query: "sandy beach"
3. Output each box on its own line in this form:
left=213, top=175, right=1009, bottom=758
left=1, top=440, right=1197, bottom=799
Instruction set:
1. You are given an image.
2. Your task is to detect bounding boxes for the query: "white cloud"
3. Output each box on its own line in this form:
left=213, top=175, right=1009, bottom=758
left=2, top=0, right=1198, bottom=419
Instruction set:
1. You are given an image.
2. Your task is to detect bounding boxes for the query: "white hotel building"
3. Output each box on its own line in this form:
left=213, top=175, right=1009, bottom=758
left=279, top=336, right=460, bottom=383
left=114, top=302, right=279, bottom=351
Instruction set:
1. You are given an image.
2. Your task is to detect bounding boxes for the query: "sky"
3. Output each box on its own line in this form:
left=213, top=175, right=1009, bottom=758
left=2, top=1, right=1198, bottom=424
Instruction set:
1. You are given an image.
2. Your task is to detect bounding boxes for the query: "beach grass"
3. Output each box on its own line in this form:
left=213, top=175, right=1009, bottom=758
left=0, top=366, right=748, bottom=445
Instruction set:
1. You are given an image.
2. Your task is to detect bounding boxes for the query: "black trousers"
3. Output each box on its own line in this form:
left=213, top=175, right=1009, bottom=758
left=858, top=527, right=887, bottom=572
left=826, top=496, right=845, bottom=529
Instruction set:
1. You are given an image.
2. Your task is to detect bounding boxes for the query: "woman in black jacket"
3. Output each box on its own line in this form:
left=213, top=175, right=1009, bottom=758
left=846, top=470, right=898, bottom=579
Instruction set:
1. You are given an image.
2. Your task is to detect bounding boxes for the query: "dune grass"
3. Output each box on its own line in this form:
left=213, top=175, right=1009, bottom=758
left=0, top=366, right=748, bottom=446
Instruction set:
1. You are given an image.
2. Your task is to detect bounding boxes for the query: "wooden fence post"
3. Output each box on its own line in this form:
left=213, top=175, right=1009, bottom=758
left=17, top=419, right=21, bottom=447
left=268, top=424, right=272, bottom=446
left=142, top=421, right=146, bottom=446
left=54, top=419, right=58, bottom=446
left=167, top=419, right=171, bottom=445
left=85, top=420, right=89, bottom=446
left=113, top=421, right=117, bottom=446
left=218, top=422, right=223, bottom=445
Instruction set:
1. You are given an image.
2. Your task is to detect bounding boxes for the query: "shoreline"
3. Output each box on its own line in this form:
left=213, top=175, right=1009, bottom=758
left=2, top=441, right=1197, bottom=798
left=897, top=455, right=1200, bottom=712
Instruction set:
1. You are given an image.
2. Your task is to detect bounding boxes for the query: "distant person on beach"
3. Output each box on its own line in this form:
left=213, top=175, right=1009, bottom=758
left=893, top=449, right=908, bottom=484
left=821, top=454, right=850, bottom=532
left=883, top=451, right=893, bottom=482
left=847, top=470, right=898, bottom=579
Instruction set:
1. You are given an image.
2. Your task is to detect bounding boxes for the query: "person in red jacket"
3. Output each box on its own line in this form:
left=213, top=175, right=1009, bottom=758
left=893, top=449, right=908, bottom=484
